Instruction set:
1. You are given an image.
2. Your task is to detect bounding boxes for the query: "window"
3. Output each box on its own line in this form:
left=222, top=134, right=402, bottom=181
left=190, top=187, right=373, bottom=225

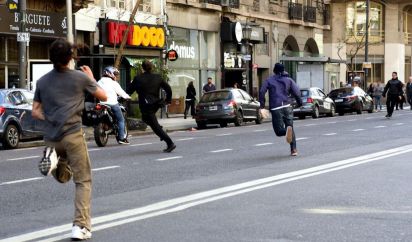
left=138, top=0, right=152, bottom=12
left=346, top=1, right=384, bottom=39
left=106, top=0, right=126, bottom=9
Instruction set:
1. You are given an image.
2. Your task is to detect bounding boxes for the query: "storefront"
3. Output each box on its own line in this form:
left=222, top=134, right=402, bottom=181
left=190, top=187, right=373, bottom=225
left=166, top=27, right=218, bottom=114
left=0, top=6, right=67, bottom=89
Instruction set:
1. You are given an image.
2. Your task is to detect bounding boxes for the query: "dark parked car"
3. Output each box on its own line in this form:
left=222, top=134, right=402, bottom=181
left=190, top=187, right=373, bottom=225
left=195, top=88, right=262, bottom=128
left=292, top=87, right=336, bottom=119
left=328, top=87, right=374, bottom=115
left=0, top=89, right=42, bottom=149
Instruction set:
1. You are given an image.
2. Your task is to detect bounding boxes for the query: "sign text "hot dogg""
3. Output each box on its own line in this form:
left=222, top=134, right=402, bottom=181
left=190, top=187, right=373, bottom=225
left=106, top=22, right=165, bottom=48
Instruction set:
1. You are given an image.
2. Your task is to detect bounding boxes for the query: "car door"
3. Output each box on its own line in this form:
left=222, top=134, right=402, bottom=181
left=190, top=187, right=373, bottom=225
left=8, top=91, right=34, bottom=137
left=312, top=88, right=324, bottom=113
left=21, top=90, right=42, bottom=137
left=318, top=89, right=333, bottom=113
left=238, top=90, right=256, bottom=118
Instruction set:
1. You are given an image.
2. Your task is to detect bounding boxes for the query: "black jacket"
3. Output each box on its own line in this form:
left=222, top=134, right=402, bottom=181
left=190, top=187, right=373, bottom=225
left=129, top=73, right=172, bottom=111
left=383, top=79, right=403, bottom=96
left=406, top=82, right=412, bottom=96
left=186, top=85, right=196, bottom=100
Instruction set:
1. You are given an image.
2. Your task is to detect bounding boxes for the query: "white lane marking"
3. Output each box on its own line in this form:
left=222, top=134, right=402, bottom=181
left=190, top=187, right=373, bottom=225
left=216, top=133, right=232, bottom=137
left=374, top=126, right=386, bottom=128
left=352, top=129, right=365, bottom=132
left=194, top=130, right=206, bottom=133
left=323, top=133, right=337, bottom=136
left=7, top=156, right=40, bottom=161
left=327, top=121, right=337, bottom=124
left=15, top=147, right=39, bottom=151
left=253, top=129, right=267, bottom=132
left=177, top=138, right=195, bottom=141
left=92, top=166, right=120, bottom=172
left=254, top=143, right=273, bottom=147
left=156, top=156, right=183, bottom=161
left=88, top=148, right=101, bottom=152
left=130, top=143, right=153, bottom=147
left=296, top=137, right=309, bottom=141
left=0, top=177, right=43, bottom=186
left=394, top=123, right=404, bottom=126
left=365, top=117, right=377, bottom=120
left=303, top=124, right=317, bottom=127
left=13, top=144, right=412, bottom=242
left=347, top=119, right=357, bottom=122
left=210, top=149, right=233, bottom=153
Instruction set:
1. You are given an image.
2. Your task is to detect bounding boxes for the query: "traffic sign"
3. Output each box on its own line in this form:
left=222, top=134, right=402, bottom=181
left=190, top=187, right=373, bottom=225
left=242, top=54, right=251, bottom=61
left=17, top=32, right=30, bottom=42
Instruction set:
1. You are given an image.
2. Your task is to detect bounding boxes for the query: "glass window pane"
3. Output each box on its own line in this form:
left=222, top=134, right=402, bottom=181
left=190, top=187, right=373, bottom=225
left=7, top=39, right=18, bottom=62
left=0, top=37, right=5, bottom=61
left=168, top=69, right=199, bottom=100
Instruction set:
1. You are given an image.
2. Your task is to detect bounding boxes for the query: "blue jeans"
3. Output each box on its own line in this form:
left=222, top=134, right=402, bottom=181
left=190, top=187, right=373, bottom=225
left=374, top=95, right=382, bottom=110
left=110, top=104, right=125, bottom=140
left=270, top=107, right=296, bottom=150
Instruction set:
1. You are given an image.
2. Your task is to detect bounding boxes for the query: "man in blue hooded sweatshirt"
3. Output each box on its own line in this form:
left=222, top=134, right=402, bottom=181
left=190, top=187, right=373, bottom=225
left=259, top=63, right=302, bottom=156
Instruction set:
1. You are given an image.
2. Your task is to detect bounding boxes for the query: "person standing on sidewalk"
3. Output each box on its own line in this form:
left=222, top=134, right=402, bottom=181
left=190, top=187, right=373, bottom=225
left=97, top=66, right=131, bottom=144
left=32, top=38, right=107, bottom=240
left=373, top=82, right=384, bottom=111
left=129, top=60, right=176, bottom=152
left=202, top=77, right=216, bottom=93
left=382, top=71, right=403, bottom=118
left=406, top=76, right=412, bottom=110
left=184, top=81, right=196, bottom=119
left=259, top=63, right=302, bottom=156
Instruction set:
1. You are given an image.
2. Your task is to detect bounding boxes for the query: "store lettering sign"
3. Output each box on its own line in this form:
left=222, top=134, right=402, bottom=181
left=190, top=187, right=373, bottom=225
left=169, top=41, right=195, bottom=59
left=106, top=21, right=165, bottom=48
left=0, top=6, right=66, bottom=37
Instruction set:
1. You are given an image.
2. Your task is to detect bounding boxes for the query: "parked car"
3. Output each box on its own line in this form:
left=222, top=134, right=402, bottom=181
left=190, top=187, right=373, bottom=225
left=292, top=87, right=336, bottom=119
left=195, top=88, right=262, bottom=128
left=0, top=89, right=43, bottom=149
left=328, top=87, right=374, bottom=115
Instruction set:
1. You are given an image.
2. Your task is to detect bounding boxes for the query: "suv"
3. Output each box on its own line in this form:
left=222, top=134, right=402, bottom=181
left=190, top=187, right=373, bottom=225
left=0, top=89, right=43, bottom=149
left=195, top=89, right=262, bottom=128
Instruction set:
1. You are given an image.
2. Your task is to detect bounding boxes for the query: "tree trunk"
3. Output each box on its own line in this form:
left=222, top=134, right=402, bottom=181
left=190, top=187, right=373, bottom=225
left=114, top=0, right=141, bottom=69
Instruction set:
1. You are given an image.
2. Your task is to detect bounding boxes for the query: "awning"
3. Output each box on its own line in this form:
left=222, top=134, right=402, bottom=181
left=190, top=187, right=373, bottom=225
left=280, top=56, right=346, bottom=63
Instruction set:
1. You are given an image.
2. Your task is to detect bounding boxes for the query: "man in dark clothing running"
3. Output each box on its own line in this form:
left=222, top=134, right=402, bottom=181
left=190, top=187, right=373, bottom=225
left=382, top=71, right=404, bottom=118
left=259, top=63, right=302, bottom=156
left=406, top=76, right=412, bottom=110
left=129, top=60, right=176, bottom=152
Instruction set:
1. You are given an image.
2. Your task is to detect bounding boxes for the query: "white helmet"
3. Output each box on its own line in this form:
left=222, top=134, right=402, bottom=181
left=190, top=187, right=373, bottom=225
left=103, top=66, right=119, bottom=80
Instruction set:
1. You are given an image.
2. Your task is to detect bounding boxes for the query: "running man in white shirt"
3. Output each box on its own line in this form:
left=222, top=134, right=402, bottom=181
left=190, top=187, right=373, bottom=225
left=97, top=66, right=131, bottom=144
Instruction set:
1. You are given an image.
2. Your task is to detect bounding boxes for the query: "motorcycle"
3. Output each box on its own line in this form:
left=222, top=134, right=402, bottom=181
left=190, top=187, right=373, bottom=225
left=83, top=99, right=128, bottom=147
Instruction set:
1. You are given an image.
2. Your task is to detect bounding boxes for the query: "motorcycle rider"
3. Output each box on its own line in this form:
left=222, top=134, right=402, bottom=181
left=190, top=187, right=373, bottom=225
left=97, top=66, right=131, bottom=144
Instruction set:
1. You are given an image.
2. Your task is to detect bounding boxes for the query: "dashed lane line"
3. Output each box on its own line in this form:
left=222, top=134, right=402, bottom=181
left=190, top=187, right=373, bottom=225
left=216, top=133, right=232, bottom=137
left=394, top=123, right=404, bottom=126
left=177, top=138, right=195, bottom=141
left=88, top=148, right=101, bottom=152
left=303, top=124, right=317, bottom=127
left=92, top=166, right=120, bottom=172
left=352, top=129, right=365, bottom=132
left=210, top=149, right=233, bottom=153
left=0, top=177, right=43, bottom=186
left=296, top=137, right=309, bottom=141
left=323, top=133, right=337, bottom=136
left=254, top=143, right=273, bottom=147
left=253, top=129, right=267, bottom=132
left=156, top=156, right=183, bottom=161
left=347, top=119, right=357, bottom=122
left=374, top=126, right=386, bottom=128
left=7, top=156, right=40, bottom=161
left=130, top=143, right=153, bottom=147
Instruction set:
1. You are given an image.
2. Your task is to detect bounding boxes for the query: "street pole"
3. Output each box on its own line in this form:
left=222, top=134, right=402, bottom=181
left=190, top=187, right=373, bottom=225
left=364, top=0, right=369, bottom=89
left=18, top=0, right=27, bottom=89
left=66, top=0, right=75, bottom=69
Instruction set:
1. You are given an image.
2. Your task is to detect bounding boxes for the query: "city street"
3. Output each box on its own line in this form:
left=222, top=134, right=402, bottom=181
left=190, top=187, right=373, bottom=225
left=1, top=109, right=412, bottom=241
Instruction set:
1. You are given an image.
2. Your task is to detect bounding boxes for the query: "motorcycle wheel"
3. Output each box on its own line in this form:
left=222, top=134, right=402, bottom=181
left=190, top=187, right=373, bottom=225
left=94, top=122, right=109, bottom=147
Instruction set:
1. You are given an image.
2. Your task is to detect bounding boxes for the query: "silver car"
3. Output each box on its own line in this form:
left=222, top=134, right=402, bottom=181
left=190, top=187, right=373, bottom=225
left=0, top=89, right=42, bottom=149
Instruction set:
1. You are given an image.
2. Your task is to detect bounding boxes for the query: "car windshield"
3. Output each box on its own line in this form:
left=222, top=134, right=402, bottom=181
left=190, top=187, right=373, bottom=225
left=201, top=91, right=232, bottom=102
left=329, top=88, right=353, bottom=97
left=301, top=90, right=310, bottom=97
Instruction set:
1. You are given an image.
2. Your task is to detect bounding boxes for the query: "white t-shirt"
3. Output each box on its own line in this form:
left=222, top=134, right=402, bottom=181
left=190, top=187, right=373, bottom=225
left=97, top=77, right=131, bottom=105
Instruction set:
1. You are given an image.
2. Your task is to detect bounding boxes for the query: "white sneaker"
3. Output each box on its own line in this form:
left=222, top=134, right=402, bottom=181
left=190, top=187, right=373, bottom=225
left=71, top=225, right=92, bottom=240
left=38, top=147, right=58, bottom=176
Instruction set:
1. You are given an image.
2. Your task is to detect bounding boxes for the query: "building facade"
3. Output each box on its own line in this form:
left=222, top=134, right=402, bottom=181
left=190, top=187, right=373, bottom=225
left=326, top=0, right=412, bottom=88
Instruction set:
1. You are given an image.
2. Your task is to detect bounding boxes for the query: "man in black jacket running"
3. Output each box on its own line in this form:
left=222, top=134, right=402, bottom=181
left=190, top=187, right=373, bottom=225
left=129, top=60, right=176, bottom=152
left=382, top=72, right=404, bottom=118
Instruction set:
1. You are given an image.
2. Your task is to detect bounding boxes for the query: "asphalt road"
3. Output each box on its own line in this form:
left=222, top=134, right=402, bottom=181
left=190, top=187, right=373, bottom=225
left=1, top=109, right=412, bottom=241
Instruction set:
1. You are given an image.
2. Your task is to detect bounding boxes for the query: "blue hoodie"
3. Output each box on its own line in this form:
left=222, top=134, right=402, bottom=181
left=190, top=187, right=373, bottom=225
left=259, top=74, right=302, bottom=109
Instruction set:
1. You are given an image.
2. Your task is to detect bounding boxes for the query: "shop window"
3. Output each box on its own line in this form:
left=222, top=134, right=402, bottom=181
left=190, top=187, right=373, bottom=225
left=138, top=0, right=152, bottom=12
left=29, top=40, right=49, bottom=60
left=0, top=65, right=5, bottom=88
left=199, top=31, right=217, bottom=69
left=7, top=39, right=18, bottom=63
left=0, top=37, right=5, bottom=62
left=346, top=1, right=384, bottom=42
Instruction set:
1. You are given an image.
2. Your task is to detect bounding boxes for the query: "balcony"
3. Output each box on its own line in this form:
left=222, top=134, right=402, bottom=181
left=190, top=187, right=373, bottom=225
left=288, top=3, right=303, bottom=20
left=304, top=6, right=316, bottom=23
left=200, top=0, right=239, bottom=8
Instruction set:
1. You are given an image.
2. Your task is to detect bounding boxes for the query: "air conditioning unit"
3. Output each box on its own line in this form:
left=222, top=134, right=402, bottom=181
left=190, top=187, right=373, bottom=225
left=221, top=0, right=229, bottom=7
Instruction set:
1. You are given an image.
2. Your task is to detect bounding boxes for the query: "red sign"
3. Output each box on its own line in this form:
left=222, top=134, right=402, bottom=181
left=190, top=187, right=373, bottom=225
left=167, top=50, right=178, bottom=61
left=105, top=21, right=165, bottom=48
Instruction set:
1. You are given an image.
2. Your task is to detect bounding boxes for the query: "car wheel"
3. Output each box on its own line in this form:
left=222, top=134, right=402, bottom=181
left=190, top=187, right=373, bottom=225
left=234, top=110, right=243, bottom=126
left=220, top=122, right=228, bottom=128
left=2, top=124, right=20, bottom=149
left=356, top=103, right=363, bottom=114
left=312, top=106, right=320, bottom=119
left=196, top=121, right=207, bottom=129
left=328, top=105, right=336, bottom=117
left=367, top=104, right=374, bottom=113
left=255, top=110, right=263, bottom=124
